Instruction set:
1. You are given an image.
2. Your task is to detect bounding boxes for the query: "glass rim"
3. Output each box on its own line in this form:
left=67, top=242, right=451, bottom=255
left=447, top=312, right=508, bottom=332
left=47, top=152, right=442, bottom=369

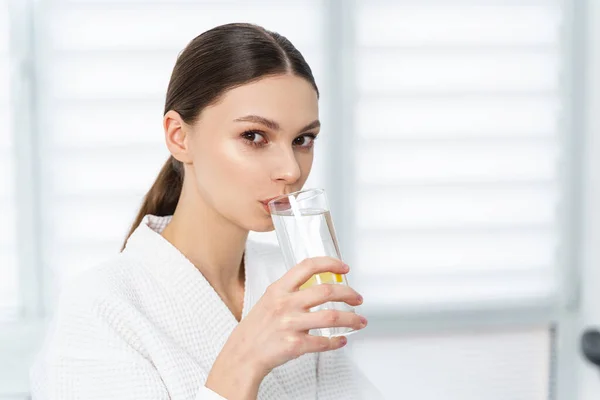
left=267, top=187, right=325, bottom=207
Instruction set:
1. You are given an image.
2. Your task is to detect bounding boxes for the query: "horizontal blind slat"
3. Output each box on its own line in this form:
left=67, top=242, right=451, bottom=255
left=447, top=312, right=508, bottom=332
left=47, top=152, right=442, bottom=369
left=357, top=4, right=560, bottom=47
left=357, top=97, right=559, bottom=138
left=51, top=147, right=169, bottom=196
left=358, top=140, right=558, bottom=184
left=358, top=52, right=559, bottom=94
left=355, top=271, right=556, bottom=308
left=356, top=229, right=556, bottom=274
left=51, top=104, right=165, bottom=147
left=356, top=185, right=557, bottom=229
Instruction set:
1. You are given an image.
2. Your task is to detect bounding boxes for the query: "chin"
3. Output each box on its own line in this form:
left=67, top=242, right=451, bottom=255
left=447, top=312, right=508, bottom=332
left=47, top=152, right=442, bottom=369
left=236, top=208, right=275, bottom=233
left=250, top=218, right=276, bottom=233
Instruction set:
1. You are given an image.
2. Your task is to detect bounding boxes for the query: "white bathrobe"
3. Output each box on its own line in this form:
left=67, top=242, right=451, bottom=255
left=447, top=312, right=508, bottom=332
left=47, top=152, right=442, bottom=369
left=30, top=215, right=382, bottom=399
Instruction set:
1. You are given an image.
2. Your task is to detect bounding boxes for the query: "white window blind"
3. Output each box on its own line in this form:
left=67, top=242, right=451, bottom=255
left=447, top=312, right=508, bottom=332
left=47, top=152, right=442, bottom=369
left=353, top=2, right=562, bottom=311
left=0, top=0, right=19, bottom=322
left=39, top=0, right=328, bottom=304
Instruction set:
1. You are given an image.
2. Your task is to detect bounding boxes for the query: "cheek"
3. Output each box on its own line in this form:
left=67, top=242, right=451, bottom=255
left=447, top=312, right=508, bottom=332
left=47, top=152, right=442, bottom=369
left=193, top=142, right=264, bottom=195
left=219, top=145, right=266, bottom=185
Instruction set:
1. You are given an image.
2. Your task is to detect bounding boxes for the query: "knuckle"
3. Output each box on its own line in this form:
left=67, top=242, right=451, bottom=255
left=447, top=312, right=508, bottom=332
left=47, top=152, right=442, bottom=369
left=307, top=258, right=321, bottom=274
left=279, top=315, right=294, bottom=331
left=319, top=284, right=334, bottom=301
left=300, top=257, right=314, bottom=268
left=283, top=335, right=303, bottom=357
left=355, top=316, right=364, bottom=329
left=271, top=297, right=288, bottom=316
left=265, top=283, right=278, bottom=297
left=302, top=336, right=326, bottom=353
left=323, top=310, right=340, bottom=325
left=331, top=257, right=344, bottom=270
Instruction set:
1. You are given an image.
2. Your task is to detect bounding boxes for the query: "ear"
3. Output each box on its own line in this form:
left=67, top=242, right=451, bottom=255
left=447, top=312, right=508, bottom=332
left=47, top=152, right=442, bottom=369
left=163, top=110, right=193, bottom=164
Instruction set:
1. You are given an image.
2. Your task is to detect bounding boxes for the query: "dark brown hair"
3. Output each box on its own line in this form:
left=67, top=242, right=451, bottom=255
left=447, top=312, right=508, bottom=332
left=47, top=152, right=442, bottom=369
left=121, top=23, right=319, bottom=250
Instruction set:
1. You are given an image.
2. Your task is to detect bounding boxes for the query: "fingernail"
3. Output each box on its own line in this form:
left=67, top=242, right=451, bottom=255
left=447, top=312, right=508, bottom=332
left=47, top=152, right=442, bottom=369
left=357, top=294, right=363, bottom=304
left=359, top=316, right=368, bottom=327
left=340, top=336, right=347, bottom=346
left=343, top=263, right=350, bottom=272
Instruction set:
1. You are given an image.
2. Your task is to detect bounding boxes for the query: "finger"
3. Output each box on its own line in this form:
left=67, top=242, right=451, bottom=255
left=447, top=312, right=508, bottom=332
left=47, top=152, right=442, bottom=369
left=276, top=257, right=348, bottom=292
left=292, top=283, right=363, bottom=310
left=294, top=310, right=367, bottom=332
left=302, top=335, right=348, bottom=354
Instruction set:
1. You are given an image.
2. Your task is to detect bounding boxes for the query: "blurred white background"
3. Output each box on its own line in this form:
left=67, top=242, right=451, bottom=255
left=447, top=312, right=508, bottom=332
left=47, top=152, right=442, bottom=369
left=1, top=0, right=600, bottom=399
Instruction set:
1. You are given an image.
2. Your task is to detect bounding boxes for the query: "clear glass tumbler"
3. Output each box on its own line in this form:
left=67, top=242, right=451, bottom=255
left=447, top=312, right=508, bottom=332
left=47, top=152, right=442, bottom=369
left=268, top=188, right=357, bottom=337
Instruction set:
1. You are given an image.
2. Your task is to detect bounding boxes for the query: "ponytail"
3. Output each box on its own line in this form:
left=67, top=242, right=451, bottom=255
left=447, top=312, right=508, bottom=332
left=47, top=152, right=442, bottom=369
left=121, top=156, right=183, bottom=251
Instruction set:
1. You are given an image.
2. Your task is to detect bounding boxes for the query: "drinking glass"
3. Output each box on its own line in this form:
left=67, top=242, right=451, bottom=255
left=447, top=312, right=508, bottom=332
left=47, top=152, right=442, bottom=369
left=268, top=188, right=357, bottom=337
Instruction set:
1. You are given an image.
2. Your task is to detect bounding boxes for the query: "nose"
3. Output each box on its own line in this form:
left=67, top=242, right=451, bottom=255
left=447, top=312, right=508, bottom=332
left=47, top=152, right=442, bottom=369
left=271, top=147, right=302, bottom=184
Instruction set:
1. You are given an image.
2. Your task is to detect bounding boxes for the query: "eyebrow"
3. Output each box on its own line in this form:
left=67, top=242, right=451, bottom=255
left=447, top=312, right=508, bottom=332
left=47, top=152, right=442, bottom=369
left=234, top=115, right=321, bottom=133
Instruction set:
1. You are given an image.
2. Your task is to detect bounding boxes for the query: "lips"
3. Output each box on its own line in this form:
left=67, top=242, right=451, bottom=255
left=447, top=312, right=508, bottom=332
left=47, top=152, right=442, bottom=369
left=261, top=197, right=279, bottom=205
left=261, top=194, right=290, bottom=213
left=261, top=195, right=287, bottom=206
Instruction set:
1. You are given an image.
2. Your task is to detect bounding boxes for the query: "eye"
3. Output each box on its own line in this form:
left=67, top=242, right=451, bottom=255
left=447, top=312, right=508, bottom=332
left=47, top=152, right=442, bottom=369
left=241, top=130, right=268, bottom=147
left=293, top=134, right=318, bottom=149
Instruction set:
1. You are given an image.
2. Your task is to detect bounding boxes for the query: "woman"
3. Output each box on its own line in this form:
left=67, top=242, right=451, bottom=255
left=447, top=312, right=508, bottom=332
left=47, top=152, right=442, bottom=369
left=30, top=23, right=380, bottom=399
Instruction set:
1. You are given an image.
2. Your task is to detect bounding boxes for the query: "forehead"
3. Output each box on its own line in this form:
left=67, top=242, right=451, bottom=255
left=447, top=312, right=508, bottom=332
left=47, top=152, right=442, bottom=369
left=199, top=74, right=319, bottom=127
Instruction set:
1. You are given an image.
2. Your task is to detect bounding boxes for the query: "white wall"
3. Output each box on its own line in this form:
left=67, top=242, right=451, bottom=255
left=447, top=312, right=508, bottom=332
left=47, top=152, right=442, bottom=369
left=579, top=0, right=600, bottom=398
left=351, top=327, right=551, bottom=400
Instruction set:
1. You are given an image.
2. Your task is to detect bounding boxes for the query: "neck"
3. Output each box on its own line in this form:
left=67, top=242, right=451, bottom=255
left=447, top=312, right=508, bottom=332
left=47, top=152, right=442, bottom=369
left=161, top=178, right=248, bottom=299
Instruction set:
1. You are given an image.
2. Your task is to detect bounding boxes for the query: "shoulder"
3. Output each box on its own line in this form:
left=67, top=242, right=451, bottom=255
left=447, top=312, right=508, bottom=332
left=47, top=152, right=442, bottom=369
left=41, top=253, right=155, bottom=356
left=52, top=252, right=149, bottom=328
left=59, top=252, right=140, bottom=301
left=30, top=255, right=165, bottom=394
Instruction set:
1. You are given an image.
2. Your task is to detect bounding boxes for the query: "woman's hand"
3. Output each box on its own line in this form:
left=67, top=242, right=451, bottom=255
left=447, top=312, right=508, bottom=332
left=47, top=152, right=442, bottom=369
left=238, top=256, right=366, bottom=373
left=205, top=256, right=367, bottom=399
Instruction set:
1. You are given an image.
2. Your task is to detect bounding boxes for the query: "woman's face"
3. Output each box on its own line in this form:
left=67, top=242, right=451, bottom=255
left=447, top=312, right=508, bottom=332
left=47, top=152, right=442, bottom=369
left=185, top=74, right=319, bottom=232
